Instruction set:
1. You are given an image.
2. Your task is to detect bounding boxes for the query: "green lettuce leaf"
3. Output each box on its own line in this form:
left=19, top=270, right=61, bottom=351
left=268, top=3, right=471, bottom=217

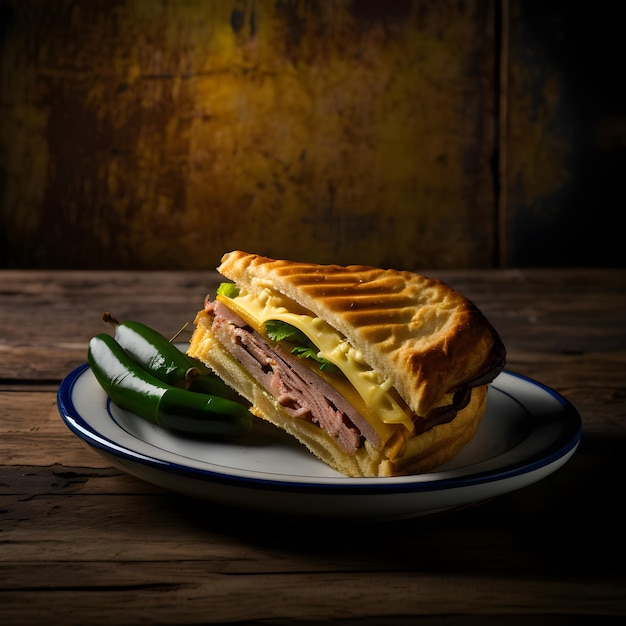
left=264, top=320, right=338, bottom=373
left=265, top=319, right=308, bottom=343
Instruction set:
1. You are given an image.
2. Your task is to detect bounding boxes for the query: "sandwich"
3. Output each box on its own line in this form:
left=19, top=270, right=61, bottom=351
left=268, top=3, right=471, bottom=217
left=187, top=251, right=506, bottom=477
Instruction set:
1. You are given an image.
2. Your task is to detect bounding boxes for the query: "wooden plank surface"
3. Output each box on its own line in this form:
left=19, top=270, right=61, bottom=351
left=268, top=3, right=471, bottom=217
left=1, top=269, right=626, bottom=624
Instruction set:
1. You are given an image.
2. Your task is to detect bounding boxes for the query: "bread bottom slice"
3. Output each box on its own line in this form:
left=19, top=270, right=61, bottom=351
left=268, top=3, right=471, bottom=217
left=188, top=315, right=489, bottom=478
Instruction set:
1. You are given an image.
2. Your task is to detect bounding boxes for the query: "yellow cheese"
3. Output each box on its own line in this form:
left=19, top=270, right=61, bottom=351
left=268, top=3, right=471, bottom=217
left=216, top=288, right=415, bottom=438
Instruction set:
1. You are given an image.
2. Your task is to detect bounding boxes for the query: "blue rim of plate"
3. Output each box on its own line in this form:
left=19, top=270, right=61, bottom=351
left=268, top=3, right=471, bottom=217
left=57, top=364, right=582, bottom=496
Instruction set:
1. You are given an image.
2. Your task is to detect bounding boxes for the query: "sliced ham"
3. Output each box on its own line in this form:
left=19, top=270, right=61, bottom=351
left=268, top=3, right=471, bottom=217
left=209, top=300, right=377, bottom=454
left=207, top=297, right=476, bottom=457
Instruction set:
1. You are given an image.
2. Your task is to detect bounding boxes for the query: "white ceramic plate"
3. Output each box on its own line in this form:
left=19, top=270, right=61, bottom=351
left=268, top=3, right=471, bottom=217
left=57, top=367, right=581, bottom=520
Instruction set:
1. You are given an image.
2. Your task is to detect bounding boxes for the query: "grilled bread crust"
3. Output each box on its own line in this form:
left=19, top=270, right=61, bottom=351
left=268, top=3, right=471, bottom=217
left=188, top=311, right=489, bottom=477
left=217, top=250, right=505, bottom=418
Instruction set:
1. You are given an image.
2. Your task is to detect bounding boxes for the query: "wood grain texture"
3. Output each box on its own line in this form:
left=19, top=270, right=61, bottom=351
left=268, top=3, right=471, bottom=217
left=1, top=269, right=626, bottom=624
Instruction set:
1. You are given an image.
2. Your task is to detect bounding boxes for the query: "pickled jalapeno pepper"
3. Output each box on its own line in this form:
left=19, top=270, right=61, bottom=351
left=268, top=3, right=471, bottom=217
left=88, top=333, right=251, bottom=438
left=101, top=312, right=241, bottom=400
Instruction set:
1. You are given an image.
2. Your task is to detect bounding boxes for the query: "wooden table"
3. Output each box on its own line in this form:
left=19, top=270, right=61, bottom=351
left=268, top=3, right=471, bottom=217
left=2, top=268, right=625, bottom=624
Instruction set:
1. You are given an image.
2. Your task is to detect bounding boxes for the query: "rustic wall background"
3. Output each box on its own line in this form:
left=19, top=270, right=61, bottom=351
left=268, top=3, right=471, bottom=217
left=502, top=1, right=626, bottom=268
left=1, top=1, right=624, bottom=270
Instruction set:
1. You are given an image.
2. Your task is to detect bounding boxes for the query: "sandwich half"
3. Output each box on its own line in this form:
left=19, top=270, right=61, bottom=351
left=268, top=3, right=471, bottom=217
left=187, top=251, right=506, bottom=477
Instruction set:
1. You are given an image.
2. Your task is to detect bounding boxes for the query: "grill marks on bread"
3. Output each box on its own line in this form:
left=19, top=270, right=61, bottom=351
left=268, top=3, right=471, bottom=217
left=187, top=251, right=507, bottom=477
left=217, top=251, right=506, bottom=419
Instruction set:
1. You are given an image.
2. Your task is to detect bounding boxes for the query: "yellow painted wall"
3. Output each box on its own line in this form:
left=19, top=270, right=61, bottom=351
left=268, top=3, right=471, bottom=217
left=5, top=2, right=622, bottom=269
left=0, top=0, right=496, bottom=270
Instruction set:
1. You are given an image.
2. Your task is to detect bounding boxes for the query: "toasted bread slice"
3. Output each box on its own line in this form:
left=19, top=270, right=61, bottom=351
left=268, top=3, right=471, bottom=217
left=188, top=251, right=505, bottom=477
left=217, top=251, right=505, bottom=418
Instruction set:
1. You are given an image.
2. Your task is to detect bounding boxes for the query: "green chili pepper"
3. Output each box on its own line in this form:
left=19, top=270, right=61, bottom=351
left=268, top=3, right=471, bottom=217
left=88, top=333, right=252, bottom=438
left=101, top=312, right=241, bottom=400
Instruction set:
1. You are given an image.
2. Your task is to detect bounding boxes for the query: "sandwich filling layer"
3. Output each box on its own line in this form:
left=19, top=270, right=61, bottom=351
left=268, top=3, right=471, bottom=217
left=203, top=285, right=472, bottom=459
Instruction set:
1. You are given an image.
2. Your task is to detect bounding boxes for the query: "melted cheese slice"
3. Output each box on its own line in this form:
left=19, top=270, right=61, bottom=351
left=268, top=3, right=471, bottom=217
left=216, top=288, right=415, bottom=441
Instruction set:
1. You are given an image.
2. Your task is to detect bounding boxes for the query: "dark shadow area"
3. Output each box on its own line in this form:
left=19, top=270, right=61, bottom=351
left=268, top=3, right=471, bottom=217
left=163, top=431, right=625, bottom=580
